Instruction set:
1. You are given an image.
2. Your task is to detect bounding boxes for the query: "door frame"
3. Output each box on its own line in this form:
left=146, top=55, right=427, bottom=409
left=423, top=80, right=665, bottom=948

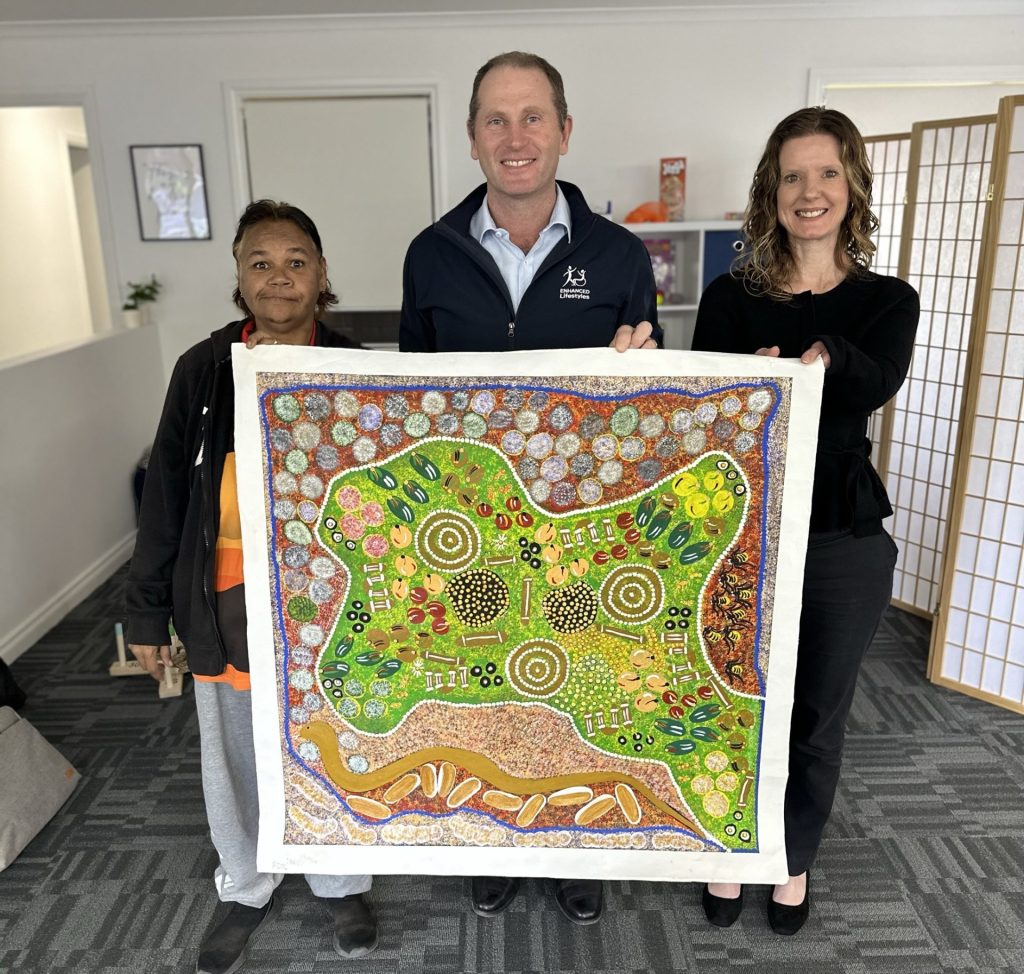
left=0, top=84, right=122, bottom=341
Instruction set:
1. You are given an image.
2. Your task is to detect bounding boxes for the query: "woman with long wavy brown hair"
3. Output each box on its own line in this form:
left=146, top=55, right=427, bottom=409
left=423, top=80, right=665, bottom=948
left=693, top=108, right=919, bottom=935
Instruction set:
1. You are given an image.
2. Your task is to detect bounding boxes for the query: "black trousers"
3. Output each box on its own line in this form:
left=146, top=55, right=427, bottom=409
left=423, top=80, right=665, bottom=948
left=784, top=528, right=898, bottom=875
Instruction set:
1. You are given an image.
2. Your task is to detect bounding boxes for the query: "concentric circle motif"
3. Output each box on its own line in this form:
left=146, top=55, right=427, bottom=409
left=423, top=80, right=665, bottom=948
left=655, top=436, right=680, bottom=458
left=506, top=639, right=569, bottom=698
left=331, top=421, right=356, bottom=446
left=598, top=565, right=665, bottom=624
left=542, top=580, right=598, bottom=634
left=447, top=568, right=510, bottom=627
left=503, top=389, right=526, bottom=410
left=414, top=509, right=481, bottom=572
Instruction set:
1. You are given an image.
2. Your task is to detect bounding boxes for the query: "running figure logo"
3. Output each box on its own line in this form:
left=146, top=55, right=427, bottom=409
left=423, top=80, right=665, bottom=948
left=562, top=266, right=587, bottom=288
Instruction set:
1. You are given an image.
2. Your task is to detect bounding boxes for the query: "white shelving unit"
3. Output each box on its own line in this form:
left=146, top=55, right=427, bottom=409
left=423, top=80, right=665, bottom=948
left=623, top=220, right=744, bottom=349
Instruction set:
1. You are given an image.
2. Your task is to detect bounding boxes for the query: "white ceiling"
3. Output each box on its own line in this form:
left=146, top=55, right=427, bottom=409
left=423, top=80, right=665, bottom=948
left=1, top=0, right=1021, bottom=22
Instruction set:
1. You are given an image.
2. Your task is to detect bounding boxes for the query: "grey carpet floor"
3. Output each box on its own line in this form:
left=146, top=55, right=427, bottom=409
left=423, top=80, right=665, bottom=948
left=2, top=567, right=1022, bottom=974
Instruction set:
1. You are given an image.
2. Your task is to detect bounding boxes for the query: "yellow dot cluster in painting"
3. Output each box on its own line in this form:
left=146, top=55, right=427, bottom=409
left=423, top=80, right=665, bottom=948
left=541, top=580, right=598, bottom=634
left=556, top=651, right=615, bottom=713
left=447, top=569, right=510, bottom=627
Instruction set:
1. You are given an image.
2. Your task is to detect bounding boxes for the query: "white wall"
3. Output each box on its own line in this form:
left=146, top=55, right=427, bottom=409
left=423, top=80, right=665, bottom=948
left=2, top=9, right=1021, bottom=381
left=0, top=106, right=96, bottom=361
left=0, top=7, right=1020, bottom=660
left=828, top=82, right=1024, bottom=138
left=0, top=327, right=165, bottom=662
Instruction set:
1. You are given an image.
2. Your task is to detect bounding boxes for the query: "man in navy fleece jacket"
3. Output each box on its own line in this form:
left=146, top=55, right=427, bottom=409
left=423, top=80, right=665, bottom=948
left=399, top=51, right=660, bottom=927
left=400, top=51, right=660, bottom=355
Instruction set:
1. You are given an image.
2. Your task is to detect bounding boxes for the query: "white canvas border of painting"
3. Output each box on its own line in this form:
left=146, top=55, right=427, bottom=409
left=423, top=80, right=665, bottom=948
left=234, top=346, right=824, bottom=884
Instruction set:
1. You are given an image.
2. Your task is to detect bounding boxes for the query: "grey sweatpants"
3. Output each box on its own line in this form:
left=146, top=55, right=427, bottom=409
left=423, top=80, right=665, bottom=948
left=194, top=680, right=372, bottom=907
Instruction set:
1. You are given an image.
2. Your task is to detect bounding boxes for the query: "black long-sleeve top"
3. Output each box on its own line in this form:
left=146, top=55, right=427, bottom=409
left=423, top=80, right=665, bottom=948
left=693, top=271, right=919, bottom=536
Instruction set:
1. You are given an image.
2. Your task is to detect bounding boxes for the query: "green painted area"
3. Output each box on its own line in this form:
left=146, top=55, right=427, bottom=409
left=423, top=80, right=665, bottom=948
left=312, top=439, right=763, bottom=847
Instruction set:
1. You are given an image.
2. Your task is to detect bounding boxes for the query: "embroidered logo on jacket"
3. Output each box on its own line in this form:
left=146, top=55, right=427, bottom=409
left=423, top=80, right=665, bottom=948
left=560, top=265, right=590, bottom=300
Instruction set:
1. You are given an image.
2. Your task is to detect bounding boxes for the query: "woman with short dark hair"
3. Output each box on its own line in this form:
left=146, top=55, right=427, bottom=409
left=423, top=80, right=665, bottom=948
left=693, top=108, right=919, bottom=935
left=126, top=201, right=377, bottom=973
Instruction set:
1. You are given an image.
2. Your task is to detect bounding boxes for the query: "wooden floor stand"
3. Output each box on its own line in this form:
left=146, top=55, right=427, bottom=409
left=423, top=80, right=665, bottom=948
left=110, top=623, right=189, bottom=699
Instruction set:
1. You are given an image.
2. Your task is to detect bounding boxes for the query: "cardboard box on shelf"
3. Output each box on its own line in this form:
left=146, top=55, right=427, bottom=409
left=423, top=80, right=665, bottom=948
left=660, top=157, right=686, bottom=221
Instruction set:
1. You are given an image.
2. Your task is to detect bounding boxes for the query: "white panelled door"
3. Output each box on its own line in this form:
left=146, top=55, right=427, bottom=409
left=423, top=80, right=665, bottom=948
left=243, top=96, right=434, bottom=311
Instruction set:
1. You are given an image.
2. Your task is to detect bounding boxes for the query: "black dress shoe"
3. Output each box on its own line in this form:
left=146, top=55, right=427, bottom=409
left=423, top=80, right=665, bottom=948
left=471, top=876, right=521, bottom=917
left=767, top=872, right=810, bottom=936
left=701, top=884, right=744, bottom=927
left=554, top=878, right=603, bottom=925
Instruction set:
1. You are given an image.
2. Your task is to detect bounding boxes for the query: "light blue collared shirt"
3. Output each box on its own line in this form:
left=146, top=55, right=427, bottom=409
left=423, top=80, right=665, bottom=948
left=469, top=186, right=571, bottom=312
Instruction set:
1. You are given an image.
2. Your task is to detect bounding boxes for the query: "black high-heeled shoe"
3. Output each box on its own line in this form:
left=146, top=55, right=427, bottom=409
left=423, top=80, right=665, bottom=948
left=766, top=872, right=810, bottom=935
left=701, top=884, right=744, bottom=927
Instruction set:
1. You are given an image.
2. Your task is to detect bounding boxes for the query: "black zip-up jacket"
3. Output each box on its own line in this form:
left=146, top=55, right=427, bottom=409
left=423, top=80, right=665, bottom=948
left=124, top=319, right=356, bottom=676
left=693, top=271, right=919, bottom=536
left=399, top=181, right=661, bottom=351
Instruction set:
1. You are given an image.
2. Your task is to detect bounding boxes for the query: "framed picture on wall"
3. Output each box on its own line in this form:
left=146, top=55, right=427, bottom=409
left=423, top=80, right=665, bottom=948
left=129, top=144, right=211, bottom=241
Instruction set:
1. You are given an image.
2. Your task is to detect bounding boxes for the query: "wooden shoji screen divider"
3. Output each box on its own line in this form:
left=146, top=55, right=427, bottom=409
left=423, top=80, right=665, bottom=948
left=864, top=132, right=911, bottom=464
left=879, top=113, right=998, bottom=619
left=927, top=94, right=1024, bottom=713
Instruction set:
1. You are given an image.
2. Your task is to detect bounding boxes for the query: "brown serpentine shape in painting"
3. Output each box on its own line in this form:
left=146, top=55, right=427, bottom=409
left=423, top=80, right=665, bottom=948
left=301, top=720, right=702, bottom=834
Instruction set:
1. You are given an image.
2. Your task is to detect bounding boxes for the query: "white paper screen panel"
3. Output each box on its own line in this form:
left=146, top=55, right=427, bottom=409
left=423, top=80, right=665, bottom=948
left=243, top=96, right=434, bottom=311
left=886, top=115, right=997, bottom=618
left=929, top=97, right=1024, bottom=713
left=864, top=134, right=911, bottom=463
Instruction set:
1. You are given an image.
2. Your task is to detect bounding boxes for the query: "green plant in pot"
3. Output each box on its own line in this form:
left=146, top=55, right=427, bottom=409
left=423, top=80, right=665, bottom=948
left=122, top=275, right=162, bottom=328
